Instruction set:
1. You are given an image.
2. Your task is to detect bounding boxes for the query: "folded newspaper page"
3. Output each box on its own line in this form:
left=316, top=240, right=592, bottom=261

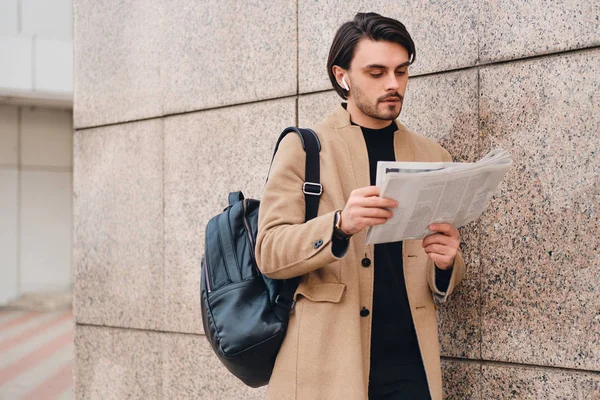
left=365, top=148, right=512, bottom=244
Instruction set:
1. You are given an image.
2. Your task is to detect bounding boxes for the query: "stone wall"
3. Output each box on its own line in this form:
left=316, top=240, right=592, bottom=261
left=73, top=1, right=600, bottom=398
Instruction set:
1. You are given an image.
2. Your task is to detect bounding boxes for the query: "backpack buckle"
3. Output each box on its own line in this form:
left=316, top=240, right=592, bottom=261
left=275, top=294, right=295, bottom=310
left=302, top=182, right=322, bottom=196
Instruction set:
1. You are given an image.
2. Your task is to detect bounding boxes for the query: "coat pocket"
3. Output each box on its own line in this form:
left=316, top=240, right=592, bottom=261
left=294, top=282, right=346, bottom=303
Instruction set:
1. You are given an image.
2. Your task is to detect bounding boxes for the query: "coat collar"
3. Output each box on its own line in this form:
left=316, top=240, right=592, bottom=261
left=327, top=104, right=370, bottom=191
left=324, top=103, right=353, bottom=129
left=325, top=103, right=415, bottom=165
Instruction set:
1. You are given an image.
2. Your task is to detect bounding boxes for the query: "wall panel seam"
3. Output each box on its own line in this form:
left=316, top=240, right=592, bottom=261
left=161, top=117, right=166, bottom=337
left=295, top=0, right=299, bottom=96
left=441, top=356, right=600, bottom=375
left=75, top=94, right=301, bottom=131
left=476, top=60, right=483, bottom=398
left=74, top=321, right=206, bottom=338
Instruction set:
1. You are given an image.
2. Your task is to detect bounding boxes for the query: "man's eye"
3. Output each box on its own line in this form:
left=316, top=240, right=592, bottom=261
left=396, top=71, right=406, bottom=76
left=370, top=73, right=383, bottom=78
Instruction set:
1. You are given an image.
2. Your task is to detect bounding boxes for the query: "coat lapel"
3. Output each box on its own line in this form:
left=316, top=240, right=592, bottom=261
left=393, top=122, right=414, bottom=162
left=325, top=105, right=370, bottom=192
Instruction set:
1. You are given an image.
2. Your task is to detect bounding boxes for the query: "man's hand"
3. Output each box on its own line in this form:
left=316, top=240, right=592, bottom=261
left=340, top=186, right=397, bottom=236
left=422, top=223, right=460, bottom=270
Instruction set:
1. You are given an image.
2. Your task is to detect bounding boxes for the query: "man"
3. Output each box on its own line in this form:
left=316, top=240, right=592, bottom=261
left=256, top=12, right=465, bottom=400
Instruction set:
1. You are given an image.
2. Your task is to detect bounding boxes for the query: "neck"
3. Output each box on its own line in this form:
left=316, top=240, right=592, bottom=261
left=346, top=100, right=394, bottom=129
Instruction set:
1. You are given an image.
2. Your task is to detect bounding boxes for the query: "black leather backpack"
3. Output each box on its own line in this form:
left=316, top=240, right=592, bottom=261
left=200, top=127, right=321, bottom=388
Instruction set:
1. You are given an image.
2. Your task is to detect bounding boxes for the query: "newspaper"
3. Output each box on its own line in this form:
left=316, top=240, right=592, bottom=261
left=365, top=148, right=512, bottom=244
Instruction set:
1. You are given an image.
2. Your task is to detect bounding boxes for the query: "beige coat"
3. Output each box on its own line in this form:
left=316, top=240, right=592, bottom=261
left=256, top=105, right=465, bottom=400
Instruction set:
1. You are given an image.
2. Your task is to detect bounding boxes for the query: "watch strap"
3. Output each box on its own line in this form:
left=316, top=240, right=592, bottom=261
left=333, top=210, right=352, bottom=240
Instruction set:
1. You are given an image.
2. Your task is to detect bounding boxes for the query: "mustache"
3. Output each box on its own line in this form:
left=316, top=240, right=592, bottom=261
left=378, top=93, right=403, bottom=102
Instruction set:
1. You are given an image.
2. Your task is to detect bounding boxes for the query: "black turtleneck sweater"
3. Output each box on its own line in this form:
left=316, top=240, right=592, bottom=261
left=356, top=121, right=451, bottom=400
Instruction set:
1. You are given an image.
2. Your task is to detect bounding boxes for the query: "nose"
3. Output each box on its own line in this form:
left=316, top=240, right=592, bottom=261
left=385, top=73, right=400, bottom=91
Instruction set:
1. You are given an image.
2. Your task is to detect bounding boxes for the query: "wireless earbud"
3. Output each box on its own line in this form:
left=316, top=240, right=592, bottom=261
left=341, top=77, right=350, bottom=91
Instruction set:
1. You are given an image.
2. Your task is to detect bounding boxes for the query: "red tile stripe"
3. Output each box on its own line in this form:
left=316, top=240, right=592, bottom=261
left=0, top=330, right=73, bottom=386
left=0, top=312, right=42, bottom=333
left=20, top=361, right=72, bottom=400
left=0, top=311, right=71, bottom=353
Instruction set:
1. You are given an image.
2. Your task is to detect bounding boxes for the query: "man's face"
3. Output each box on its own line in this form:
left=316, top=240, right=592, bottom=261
left=346, top=39, right=410, bottom=123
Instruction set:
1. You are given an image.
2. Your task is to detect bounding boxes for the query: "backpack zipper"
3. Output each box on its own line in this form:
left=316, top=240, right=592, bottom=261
left=205, top=201, right=254, bottom=294
left=203, top=255, right=212, bottom=293
left=242, top=199, right=257, bottom=269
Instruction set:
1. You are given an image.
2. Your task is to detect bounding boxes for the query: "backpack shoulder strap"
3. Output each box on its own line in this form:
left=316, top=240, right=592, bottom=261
left=268, top=127, right=322, bottom=314
left=268, top=127, right=322, bottom=221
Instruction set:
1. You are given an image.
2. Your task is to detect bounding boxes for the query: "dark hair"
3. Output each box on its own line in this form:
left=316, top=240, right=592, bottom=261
left=327, top=12, right=416, bottom=99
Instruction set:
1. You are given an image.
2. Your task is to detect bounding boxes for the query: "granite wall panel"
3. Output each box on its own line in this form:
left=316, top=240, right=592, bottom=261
left=480, top=0, right=600, bottom=63
left=163, top=99, right=296, bottom=333
left=479, top=50, right=600, bottom=370
left=298, top=0, right=478, bottom=93
left=401, top=70, right=480, bottom=163
left=73, top=0, right=164, bottom=128
left=481, top=363, right=600, bottom=400
left=441, top=359, right=482, bottom=400
left=74, top=325, right=267, bottom=399
left=73, top=119, right=164, bottom=330
left=297, top=90, right=340, bottom=128
left=162, top=333, right=267, bottom=399
left=161, top=0, right=296, bottom=115
left=74, top=0, right=296, bottom=128
left=74, top=325, right=163, bottom=399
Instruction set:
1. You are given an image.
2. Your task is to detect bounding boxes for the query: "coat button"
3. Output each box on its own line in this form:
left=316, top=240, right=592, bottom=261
left=313, top=239, right=323, bottom=249
left=360, top=307, right=370, bottom=317
left=361, top=257, right=371, bottom=267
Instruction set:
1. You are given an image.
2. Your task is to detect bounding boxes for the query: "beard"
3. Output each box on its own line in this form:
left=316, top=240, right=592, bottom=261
left=351, top=84, right=403, bottom=121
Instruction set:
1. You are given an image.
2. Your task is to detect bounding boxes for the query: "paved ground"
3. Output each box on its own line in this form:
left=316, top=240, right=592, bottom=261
left=0, top=308, right=73, bottom=399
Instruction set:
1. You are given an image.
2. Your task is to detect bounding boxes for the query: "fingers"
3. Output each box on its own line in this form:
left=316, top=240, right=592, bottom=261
left=422, top=223, right=460, bottom=270
left=356, top=217, right=390, bottom=226
left=422, top=234, right=458, bottom=250
left=341, top=205, right=393, bottom=235
left=428, top=223, right=459, bottom=239
left=352, top=204, right=393, bottom=219
left=426, top=252, right=454, bottom=270
left=423, top=243, right=452, bottom=256
left=355, top=196, right=398, bottom=209
left=349, top=187, right=398, bottom=209
left=352, top=185, right=382, bottom=197
left=349, top=208, right=393, bottom=220
left=341, top=186, right=398, bottom=235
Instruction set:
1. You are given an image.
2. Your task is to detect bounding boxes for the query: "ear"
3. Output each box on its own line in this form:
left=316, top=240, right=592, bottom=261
left=332, top=65, right=348, bottom=89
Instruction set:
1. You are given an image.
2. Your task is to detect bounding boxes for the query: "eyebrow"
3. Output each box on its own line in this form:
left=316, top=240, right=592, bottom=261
left=363, top=61, right=411, bottom=70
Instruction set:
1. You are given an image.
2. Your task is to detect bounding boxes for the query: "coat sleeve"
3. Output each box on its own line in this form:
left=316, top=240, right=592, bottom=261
left=256, top=133, right=347, bottom=280
left=426, top=252, right=466, bottom=303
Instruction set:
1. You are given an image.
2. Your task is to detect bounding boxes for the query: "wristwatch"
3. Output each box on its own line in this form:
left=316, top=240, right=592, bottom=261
left=333, top=210, right=352, bottom=240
